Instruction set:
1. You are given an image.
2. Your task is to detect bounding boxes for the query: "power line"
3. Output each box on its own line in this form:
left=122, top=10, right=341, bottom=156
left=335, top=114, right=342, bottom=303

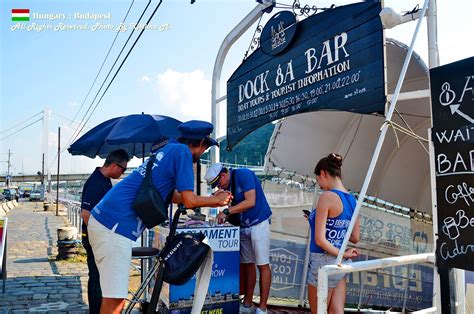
left=58, top=0, right=154, bottom=171
left=51, top=112, right=91, bottom=130
left=80, top=0, right=164, bottom=133
left=0, top=118, right=42, bottom=141
left=56, top=0, right=163, bottom=174
left=67, top=0, right=147, bottom=148
left=69, top=0, right=136, bottom=127
left=0, top=111, right=42, bottom=134
left=69, top=0, right=160, bottom=147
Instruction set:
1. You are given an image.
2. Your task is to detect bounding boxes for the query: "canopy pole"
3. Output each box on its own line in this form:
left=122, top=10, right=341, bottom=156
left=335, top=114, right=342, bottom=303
left=425, top=1, right=446, bottom=312
left=210, top=0, right=274, bottom=163
left=333, top=0, right=431, bottom=267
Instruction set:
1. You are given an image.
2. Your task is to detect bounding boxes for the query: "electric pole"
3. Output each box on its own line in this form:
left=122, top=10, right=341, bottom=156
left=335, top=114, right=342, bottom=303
left=6, top=149, right=12, bottom=187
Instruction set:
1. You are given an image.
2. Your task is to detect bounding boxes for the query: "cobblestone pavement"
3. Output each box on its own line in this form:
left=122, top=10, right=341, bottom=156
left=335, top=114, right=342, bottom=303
left=0, top=201, right=308, bottom=314
left=1, top=201, right=89, bottom=313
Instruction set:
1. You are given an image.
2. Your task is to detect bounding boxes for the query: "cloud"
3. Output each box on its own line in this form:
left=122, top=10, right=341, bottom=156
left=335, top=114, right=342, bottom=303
left=141, top=75, right=151, bottom=82
left=67, top=100, right=79, bottom=107
left=155, top=69, right=211, bottom=121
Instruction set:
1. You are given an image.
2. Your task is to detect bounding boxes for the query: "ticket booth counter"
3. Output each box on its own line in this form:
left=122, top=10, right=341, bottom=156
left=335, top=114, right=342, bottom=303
left=152, top=223, right=240, bottom=313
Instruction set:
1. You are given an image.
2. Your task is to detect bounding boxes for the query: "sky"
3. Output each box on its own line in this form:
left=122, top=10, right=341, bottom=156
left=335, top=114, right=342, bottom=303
left=1, top=0, right=473, bottom=176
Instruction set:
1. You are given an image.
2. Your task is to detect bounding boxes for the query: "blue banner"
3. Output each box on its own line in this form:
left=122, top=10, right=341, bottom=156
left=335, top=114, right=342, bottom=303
left=156, top=226, right=240, bottom=312
left=226, top=2, right=385, bottom=150
left=269, top=239, right=433, bottom=310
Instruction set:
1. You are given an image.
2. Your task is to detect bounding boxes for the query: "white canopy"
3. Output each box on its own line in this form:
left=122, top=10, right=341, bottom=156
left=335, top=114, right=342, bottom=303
left=265, top=38, right=432, bottom=213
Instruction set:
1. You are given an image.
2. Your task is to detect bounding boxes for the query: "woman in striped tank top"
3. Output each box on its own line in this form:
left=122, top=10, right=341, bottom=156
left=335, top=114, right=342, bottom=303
left=307, top=153, right=360, bottom=314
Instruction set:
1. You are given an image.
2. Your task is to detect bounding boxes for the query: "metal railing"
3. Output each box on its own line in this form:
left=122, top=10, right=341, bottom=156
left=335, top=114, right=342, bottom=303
left=60, top=198, right=82, bottom=236
left=317, top=253, right=436, bottom=314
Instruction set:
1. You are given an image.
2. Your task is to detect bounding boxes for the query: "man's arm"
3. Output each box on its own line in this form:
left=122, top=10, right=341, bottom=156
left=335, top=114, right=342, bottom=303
left=178, top=190, right=232, bottom=209
left=81, top=209, right=91, bottom=225
left=172, top=190, right=182, bottom=204
left=227, top=189, right=255, bottom=214
left=216, top=189, right=255, bottom=224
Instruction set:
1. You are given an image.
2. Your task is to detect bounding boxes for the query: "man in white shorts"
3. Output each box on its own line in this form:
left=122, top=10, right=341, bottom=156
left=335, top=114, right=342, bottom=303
left=87, top=121, right=232, bottom=313
left=205, top=164, right=272, bottom=314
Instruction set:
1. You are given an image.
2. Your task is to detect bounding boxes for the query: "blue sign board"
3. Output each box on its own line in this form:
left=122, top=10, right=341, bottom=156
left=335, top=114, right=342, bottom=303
left=156, top=225, right=240, bottom=313
left=226, top=2, right=385, bottom=150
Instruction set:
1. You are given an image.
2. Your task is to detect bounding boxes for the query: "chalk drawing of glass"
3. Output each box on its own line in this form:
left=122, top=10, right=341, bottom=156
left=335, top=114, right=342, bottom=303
left=442, top=217, right=460, bottom=240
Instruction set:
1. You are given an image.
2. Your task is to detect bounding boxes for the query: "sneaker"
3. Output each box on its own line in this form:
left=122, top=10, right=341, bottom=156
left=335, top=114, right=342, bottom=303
left=239, top=304, right=256, bottom=314
left=255, top=308, right=268, bottom=314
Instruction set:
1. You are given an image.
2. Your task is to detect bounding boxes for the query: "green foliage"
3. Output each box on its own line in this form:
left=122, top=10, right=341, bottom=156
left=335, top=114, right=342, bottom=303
left=202, top=123, right=275, bottom=166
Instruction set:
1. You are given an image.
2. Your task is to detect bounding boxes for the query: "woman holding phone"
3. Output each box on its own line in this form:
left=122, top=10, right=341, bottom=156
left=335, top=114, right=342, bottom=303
left=307, top=153, right=360, bottom=313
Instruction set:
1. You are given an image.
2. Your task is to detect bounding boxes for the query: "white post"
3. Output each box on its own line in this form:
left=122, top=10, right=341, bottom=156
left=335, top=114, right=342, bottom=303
left=317, top=266, right=329, bottom=313
left=426, top=1, right=456, bottom=312
left=210, top=0, right=274, bottom=163
left=428, top=130, right=442, bottom=312
left=426, top=0, right=440, bottom=68
left=335, top=0, right=431, bottom=266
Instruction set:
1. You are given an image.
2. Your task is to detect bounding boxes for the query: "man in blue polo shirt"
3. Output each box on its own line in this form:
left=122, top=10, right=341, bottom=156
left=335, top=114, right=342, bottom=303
left=205, top=164, right=272, bottom=314
left=80, top=149, right=130, bottom=314
left=87, top=120, right=232, bottom=314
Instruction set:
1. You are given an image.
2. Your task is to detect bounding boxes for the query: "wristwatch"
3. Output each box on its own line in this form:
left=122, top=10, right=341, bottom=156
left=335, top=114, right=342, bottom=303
left=222, top=207, right=230, bottom=216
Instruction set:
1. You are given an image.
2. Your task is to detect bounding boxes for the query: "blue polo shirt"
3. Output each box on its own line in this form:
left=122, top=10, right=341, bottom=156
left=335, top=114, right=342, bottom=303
left=81, top=167, right=112, bottom=233
left=231, top=168, right=272, bottom=227
left=91, top=141, right=195, bottom=241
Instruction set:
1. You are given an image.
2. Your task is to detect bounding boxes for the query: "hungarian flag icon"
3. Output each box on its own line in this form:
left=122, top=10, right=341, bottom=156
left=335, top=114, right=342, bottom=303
left=12, top=9, right=30, bottom=22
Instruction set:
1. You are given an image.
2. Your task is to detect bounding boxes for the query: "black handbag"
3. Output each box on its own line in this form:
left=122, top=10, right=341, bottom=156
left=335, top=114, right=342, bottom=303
left=132, top=153, right=173, bottom=229
left=162, top=232, right=210, bottom=285
left=226, top=169, right=241, bottom=226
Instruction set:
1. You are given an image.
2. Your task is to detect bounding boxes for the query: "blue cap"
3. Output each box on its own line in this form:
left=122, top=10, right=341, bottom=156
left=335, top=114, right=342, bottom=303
left=178, top=120, right=218, bottom=146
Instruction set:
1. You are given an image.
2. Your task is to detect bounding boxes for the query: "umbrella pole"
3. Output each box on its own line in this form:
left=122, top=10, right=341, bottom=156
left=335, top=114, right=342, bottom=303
left=141, top=143, right=145, bottom=286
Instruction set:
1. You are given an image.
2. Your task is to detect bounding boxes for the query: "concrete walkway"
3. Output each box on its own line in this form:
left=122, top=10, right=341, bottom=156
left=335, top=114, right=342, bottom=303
left=1, top=200, right=88, bottom=313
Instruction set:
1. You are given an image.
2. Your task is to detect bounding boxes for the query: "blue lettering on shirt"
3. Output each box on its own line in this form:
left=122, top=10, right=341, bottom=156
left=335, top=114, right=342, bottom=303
left=308, top=189, right=356, bottom=253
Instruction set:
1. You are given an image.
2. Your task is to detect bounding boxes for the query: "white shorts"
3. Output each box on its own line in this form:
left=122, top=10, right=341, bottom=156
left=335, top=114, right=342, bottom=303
left=87, top=215, right=133, bottom=299
left=240, top=219, right=271, bottom=265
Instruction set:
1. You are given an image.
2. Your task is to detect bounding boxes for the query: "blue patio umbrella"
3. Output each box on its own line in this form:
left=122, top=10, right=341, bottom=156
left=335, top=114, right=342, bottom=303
left=68, top=114, right=182, bottom=158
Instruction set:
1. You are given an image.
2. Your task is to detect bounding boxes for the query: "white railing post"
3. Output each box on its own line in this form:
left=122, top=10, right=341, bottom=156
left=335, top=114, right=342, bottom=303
left=211, top=0, right=274, bottom=163
left=317, top=253, right=435, bottom=314
left=317, top=266, right=329, bottom=314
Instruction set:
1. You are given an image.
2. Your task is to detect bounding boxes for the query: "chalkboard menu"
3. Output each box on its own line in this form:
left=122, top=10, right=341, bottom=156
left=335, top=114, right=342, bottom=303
left=430, top=57, right=474, bottom=271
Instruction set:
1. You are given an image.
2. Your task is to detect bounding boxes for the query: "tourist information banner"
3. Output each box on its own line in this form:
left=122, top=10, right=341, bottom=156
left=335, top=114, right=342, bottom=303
left=226, top=2, right=385, bottom=150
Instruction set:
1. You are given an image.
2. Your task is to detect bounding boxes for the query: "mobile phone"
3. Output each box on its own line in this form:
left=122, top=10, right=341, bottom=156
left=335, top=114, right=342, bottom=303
left=302, top=209, right=311, bottom=216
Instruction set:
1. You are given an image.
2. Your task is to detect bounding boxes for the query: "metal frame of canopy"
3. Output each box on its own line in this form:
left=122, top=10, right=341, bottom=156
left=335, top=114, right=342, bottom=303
left=210, top=0, right=466, bottom=313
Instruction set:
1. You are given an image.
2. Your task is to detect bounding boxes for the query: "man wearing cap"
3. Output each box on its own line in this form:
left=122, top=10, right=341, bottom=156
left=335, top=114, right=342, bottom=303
left=87, top=120, right=232, bottom=314
left=205, top=164, right=272, bottom=314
